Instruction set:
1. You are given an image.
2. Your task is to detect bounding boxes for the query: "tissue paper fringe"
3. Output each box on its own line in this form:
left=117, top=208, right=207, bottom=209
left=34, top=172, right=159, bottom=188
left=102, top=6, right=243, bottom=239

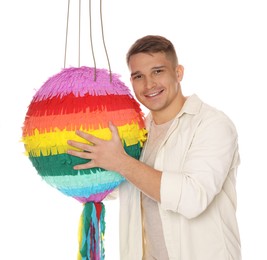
left=23, top=107, right=145, bottom=137
left=34, top=67, right=132, bottom=101
left=26, top=94, right=142, bottom=117
left=23, top=123, right=147, bottom=157
left=78, top=202, right=106, bottom=260
left=27, top=143, right=141, bottom=200
left=28, top=142, right=141, bottom=177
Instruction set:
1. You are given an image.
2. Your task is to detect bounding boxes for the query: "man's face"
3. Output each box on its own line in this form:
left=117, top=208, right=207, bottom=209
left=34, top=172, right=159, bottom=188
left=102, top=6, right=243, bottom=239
left=128, top=52, right=183, bottom=121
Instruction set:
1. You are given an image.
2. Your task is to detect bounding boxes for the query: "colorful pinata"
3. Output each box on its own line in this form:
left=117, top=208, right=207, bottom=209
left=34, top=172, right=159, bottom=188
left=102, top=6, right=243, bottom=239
left=22, top=66, right=147, bottom=259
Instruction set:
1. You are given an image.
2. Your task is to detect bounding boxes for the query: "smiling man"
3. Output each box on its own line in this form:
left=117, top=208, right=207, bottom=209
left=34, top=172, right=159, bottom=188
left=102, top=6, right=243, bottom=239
left=129, top=51, right=186, bottom=125
left=68, top=35, right=242, bottom=260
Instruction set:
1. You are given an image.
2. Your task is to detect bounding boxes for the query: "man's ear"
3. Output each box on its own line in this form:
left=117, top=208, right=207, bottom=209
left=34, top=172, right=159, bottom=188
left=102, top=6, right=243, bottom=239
left=176, top=64, right=184, bottom=81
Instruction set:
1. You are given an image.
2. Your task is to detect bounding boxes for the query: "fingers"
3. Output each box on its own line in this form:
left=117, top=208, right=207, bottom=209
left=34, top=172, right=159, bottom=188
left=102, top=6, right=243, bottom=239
left=67, top=123, right=121, bottom=171
left=67, top=148, right=93, bottom=159
left=73, top=161, right=95, bottom=170
left=67, top=131, right=100, bottom=170
left=109, top=121, right=121, bottom=142
left=72, top=122, right=119, bottom=146
left=67, top=130, right=101, bottom=154
left=75, top=130, right=101, bottom=145
left=67, top=146, right=96, bottom=170
left=67, top=140, right=91, bottom=152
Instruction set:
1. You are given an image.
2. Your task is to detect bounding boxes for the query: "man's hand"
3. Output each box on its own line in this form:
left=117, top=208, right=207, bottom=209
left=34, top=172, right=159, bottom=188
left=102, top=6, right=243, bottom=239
left=67, top=122, right=127, bottom=172
left=68, top=121, right=162, bottom=202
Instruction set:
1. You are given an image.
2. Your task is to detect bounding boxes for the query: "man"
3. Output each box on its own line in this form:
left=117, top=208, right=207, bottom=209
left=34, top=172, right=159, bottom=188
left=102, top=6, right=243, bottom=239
left=68, top=35, right=241, bottom=260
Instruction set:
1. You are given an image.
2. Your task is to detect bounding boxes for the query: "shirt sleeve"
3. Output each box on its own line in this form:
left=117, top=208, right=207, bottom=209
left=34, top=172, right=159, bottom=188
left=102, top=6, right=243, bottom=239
left=160, top=111, right=239, bottom=219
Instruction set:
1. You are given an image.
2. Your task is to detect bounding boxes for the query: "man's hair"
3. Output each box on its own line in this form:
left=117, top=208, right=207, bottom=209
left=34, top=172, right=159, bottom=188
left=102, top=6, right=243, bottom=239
left=126, top=35, right=178, bottom=66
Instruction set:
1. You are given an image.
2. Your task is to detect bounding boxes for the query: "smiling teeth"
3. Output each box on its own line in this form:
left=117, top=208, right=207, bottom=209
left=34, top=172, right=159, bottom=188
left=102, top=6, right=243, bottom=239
left=147, top=91, right=161, bottom=97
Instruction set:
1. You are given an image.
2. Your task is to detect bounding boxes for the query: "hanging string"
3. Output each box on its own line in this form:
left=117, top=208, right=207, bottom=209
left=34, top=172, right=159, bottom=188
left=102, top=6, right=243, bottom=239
left=64, top=0, right=70, bottom=68
left=78, top=0, right=81, bottom=67
left=100, top=0, right=112, bottom=83
left=89, top=0, right=97, bottom=81
left=64, top=0, right=112, bottom=82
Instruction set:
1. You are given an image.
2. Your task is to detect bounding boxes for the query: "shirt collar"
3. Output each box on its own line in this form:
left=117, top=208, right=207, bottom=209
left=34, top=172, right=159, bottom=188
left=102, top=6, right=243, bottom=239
left=177, top=94, right=202, bottom=117
left=145, top=94, right=202, bottom=127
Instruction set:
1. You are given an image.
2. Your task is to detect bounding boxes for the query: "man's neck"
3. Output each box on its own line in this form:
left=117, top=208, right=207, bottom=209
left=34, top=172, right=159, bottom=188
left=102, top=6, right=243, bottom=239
left=151, top=94, right=187, bottom=124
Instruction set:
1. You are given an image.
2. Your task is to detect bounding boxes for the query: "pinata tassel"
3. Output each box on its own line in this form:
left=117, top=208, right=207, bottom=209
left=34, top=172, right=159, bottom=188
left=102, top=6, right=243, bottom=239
left=78, top=202, right=106, bottom=260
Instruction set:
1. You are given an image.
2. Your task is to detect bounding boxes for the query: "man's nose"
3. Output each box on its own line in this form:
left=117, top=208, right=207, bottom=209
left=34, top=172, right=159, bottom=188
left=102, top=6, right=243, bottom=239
left=145, top=77, right=156, bottom=89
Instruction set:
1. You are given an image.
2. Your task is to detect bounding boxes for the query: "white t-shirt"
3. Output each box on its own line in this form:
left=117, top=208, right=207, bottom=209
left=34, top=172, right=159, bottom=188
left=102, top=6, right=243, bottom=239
left=142, top=119, right=173, bottom=260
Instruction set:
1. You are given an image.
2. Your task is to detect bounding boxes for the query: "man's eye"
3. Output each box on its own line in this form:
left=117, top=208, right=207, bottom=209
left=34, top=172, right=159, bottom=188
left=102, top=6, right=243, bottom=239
left=154, top=69, right=163, bottom=74
left=133, top=74, right=142, bottom=80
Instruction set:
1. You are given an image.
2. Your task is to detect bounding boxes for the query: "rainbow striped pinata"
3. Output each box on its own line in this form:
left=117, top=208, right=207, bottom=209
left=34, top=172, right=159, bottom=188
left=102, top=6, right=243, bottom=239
left=22, top=66, right=147, bottom=259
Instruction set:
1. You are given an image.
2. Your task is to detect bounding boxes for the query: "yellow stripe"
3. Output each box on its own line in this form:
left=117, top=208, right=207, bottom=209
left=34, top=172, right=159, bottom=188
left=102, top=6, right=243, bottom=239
left=22, top=123, right=147, bottom=156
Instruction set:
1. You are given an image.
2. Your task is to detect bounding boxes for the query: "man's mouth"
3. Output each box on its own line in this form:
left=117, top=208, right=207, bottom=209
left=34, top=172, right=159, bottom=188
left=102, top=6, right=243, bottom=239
left=145, top=89, right=164, bottom=98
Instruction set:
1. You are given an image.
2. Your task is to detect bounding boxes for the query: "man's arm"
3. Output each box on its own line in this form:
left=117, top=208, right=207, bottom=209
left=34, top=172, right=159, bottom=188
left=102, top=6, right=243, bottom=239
left=67, top=122, right=162, bottom=202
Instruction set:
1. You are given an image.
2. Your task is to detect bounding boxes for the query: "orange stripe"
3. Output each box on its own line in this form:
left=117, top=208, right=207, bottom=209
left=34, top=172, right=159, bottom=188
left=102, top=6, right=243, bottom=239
left=23, top=108, right=145, bottom=136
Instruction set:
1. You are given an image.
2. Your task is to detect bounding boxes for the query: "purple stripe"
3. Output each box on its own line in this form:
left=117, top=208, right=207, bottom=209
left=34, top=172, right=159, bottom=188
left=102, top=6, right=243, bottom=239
left=34, top=67, right=132, bottom=101
left=74, top=190, right=113, bottom=203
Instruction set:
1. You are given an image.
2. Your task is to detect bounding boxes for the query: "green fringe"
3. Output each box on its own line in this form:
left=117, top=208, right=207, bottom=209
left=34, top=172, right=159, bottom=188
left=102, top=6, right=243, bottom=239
left=29, top=142, right=142, bottom=177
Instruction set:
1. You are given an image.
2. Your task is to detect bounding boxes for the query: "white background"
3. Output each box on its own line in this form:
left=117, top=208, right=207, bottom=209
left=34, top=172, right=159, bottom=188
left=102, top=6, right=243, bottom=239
left=0, top=0, right=266, bottom=259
